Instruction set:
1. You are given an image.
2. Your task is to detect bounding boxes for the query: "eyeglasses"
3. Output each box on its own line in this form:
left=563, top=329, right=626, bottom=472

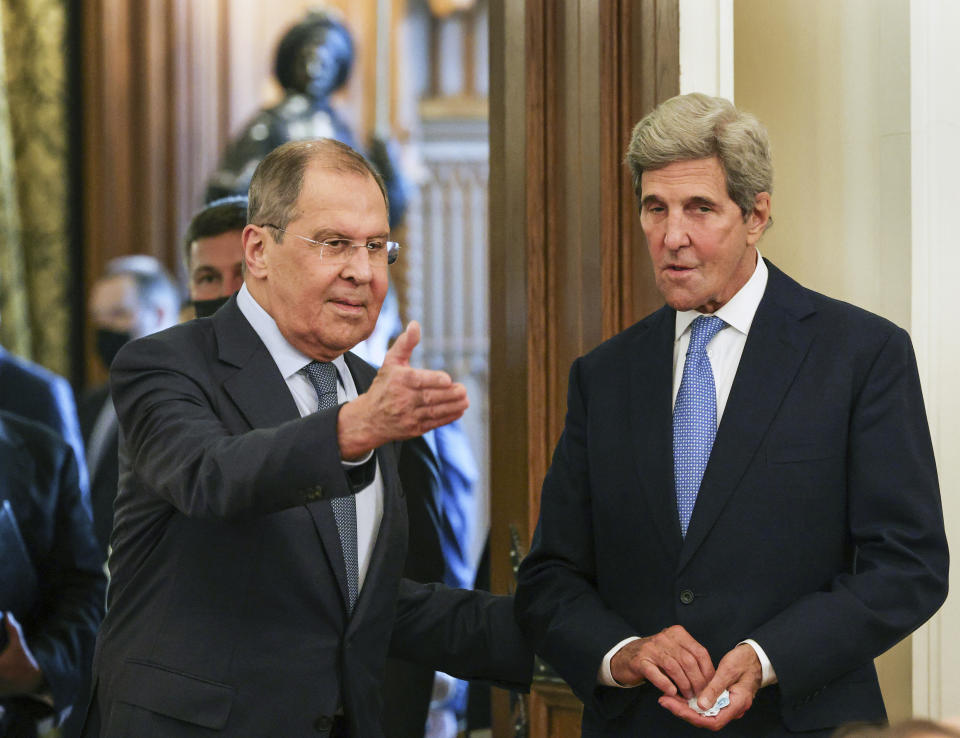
left=260, top=224, right=400, bottom=266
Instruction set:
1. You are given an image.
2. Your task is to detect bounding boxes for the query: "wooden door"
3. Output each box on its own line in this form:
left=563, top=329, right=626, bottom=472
left=488, top=1, right=679, bottom=734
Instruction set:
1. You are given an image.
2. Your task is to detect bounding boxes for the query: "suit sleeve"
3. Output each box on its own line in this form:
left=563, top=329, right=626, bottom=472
left=27, top=445, right=106, bottom=719
left=751, top=327, right=949, bottom=700
left=111, top=333, right=367, bottom=520
left=389, top=579, right=533, bottom=691
left=514, top=358, right=642, bottom=718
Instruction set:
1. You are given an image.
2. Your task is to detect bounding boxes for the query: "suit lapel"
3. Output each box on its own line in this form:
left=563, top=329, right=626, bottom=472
left=678, top=263, right=817, bottom=571
left=347, top=442, right=400, bottom=628
left=340, top=352, right=402, bottom=625
left=215, top=298, right=301, bottom=429
left=628, top=307, right=684, bottom=558
left=212, top=298, right=351, bottom=610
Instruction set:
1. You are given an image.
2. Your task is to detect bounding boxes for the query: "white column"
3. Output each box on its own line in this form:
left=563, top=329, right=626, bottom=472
left=679, top=0, right=734, bottom=100
left=910, top=0, right=960, bottom=720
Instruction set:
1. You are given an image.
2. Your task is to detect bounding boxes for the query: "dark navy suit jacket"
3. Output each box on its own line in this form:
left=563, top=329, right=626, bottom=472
left=515, top=262, right=949, bottom=736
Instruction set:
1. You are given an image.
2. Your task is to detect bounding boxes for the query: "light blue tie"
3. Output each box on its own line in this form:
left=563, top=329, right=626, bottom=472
left=673, top=316, right=726, bottom=538
left=304, top=361, right=359, bottom=612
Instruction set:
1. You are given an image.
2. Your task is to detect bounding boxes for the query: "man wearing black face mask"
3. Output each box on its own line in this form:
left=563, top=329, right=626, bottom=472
left=183, top=196, right=247, bottom=318
left=79, top=255, right=180, bottom=556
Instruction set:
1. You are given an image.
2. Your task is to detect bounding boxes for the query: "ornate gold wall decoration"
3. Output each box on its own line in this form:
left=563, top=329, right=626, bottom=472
left=0, top=0, right=70, bottom=375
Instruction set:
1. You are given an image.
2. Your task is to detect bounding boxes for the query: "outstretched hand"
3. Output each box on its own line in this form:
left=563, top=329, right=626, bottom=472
left=658, top=643, right=761, bottom=731
left=338, top=321, right=469, bottom=459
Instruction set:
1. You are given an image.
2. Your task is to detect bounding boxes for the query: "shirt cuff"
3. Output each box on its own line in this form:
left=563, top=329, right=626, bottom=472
left=739, top=639, right=777, bottom=687
left=341, top=450, right=374, bottom=468
left=598, top=636, right=642, bottom=687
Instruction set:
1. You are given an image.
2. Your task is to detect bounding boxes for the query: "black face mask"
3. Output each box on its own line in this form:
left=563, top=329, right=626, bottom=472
left=96, top=328, right=131, bottom=369
left=193, top=295, right=230, bottom=318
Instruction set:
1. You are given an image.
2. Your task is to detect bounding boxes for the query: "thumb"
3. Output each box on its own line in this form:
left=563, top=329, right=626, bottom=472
left=383, top=321, right=420, bottom=367
left=697, top=673, right=724, bottom=711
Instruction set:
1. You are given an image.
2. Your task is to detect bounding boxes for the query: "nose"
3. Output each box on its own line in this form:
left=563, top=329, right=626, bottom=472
left=339, top=244, right=374, bottom=283
left=663, top=212, right=691, bottom=251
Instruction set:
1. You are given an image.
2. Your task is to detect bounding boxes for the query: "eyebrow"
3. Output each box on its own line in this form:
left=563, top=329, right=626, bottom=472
left=309, top=227, right=391, bottom=241
left=638, top=194, right=719, bottom=208
left=191, top=265, right=222, bottom=278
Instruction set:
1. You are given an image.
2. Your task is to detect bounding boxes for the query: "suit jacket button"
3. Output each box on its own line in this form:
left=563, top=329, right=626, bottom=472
left=679, top=589, right=695, bottom=605
left=314, top=715, right=333, bottom=732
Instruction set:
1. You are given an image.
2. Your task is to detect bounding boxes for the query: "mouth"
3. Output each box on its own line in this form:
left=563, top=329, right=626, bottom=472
left=329, top=298, right=366, bottom=314
left=664, top=264, right=696, bottom=274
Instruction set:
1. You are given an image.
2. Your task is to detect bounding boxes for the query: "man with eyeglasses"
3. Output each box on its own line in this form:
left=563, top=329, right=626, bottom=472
left=82, top=139, right=532, bottom=738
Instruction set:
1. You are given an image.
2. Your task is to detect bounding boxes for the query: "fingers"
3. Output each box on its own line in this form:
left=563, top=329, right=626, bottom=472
left=403, top=367, right=454, bottom=391
left=658, top=644, right=762, bottom=731
left=698, top=644, right=761, bottom=711
left=382, top=321, right=421, bottom=368
left=611, top=626, right=713, bottom=699
left=658, top=688, right=750, bottom=731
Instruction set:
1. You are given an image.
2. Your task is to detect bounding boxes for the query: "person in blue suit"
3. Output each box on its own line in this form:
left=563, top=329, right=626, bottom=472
left=0, top=345, right=88, bottom=498
left=515, top=93, right=948, bottom=736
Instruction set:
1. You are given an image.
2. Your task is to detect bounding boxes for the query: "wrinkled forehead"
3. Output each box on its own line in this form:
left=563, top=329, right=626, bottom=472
left=294, top=166, right=389, bottom=229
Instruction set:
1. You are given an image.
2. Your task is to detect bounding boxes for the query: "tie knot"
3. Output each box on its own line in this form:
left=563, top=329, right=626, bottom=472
left=687, top=315, right=726, bottom=354
left=304, top=361, right=339, bottom=409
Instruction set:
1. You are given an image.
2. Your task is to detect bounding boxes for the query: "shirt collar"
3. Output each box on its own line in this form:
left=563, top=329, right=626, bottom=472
left=674, top=251, right=769, bottom=340
left=236, top=283, right=348, bottom=383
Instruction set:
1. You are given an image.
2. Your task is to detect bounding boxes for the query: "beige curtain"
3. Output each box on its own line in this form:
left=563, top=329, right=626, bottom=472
left=0, top=0, right=71, bottom=376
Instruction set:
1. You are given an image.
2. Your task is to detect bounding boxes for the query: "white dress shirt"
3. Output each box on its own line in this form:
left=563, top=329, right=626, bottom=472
left=600, top=253, right=778, bottom=689
left=237, top=284, right=383, bottom=592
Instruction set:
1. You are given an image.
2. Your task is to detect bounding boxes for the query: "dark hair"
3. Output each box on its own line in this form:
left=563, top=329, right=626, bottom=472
left=183, top=196, right=248, bottom=267
left=248, top=139, right=388, bottom=239
left=274, top=10, right=353, bottom=93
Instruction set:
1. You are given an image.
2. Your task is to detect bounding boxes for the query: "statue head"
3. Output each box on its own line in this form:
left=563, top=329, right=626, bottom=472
left=274, top=9, right=354, bottom=101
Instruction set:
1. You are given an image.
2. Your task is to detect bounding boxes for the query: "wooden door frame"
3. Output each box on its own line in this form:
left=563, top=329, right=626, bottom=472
left=488, top=0, right=678, bottom=733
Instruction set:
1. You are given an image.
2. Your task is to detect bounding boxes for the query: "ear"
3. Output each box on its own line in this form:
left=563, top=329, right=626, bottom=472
left=242, top=224, right=269, bottom=279
left=745, top=192, right=771, bottom=245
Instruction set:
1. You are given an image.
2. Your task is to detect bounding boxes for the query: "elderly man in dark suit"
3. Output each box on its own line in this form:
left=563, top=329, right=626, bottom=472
left=0, top=410, right=105, bottom=737
left=84, top=138, right=530, bottom=738
left=514, top=93, right=948, bottom=736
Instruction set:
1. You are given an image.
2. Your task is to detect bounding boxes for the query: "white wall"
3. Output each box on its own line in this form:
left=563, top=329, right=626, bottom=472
left=733, top=0, right=915, bottom=719
left=684, top=0, right=960, bottom=720
left=910, top=0, right=960, bottom=721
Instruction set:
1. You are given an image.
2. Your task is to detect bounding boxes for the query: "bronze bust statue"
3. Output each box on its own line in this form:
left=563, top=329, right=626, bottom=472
left=206, top=9, right=408, bottom=227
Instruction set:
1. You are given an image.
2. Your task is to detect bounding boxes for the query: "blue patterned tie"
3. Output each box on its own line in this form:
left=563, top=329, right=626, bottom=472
left=304, top=361, right=359, bottom=612
left=673, top=316, right=726, bottom=538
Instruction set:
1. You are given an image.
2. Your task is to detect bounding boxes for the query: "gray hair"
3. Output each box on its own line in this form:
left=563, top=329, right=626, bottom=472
left=625, top=93, right=773, bottom=225
left=247, top=139, right=388, bottom=241
left=103, top=255, right=180, bottom=313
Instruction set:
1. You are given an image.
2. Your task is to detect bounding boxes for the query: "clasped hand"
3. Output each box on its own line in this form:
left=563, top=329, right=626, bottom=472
left=610, top=626, right=761, bottom=731
left=338, top=321, right=469, bottom=459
